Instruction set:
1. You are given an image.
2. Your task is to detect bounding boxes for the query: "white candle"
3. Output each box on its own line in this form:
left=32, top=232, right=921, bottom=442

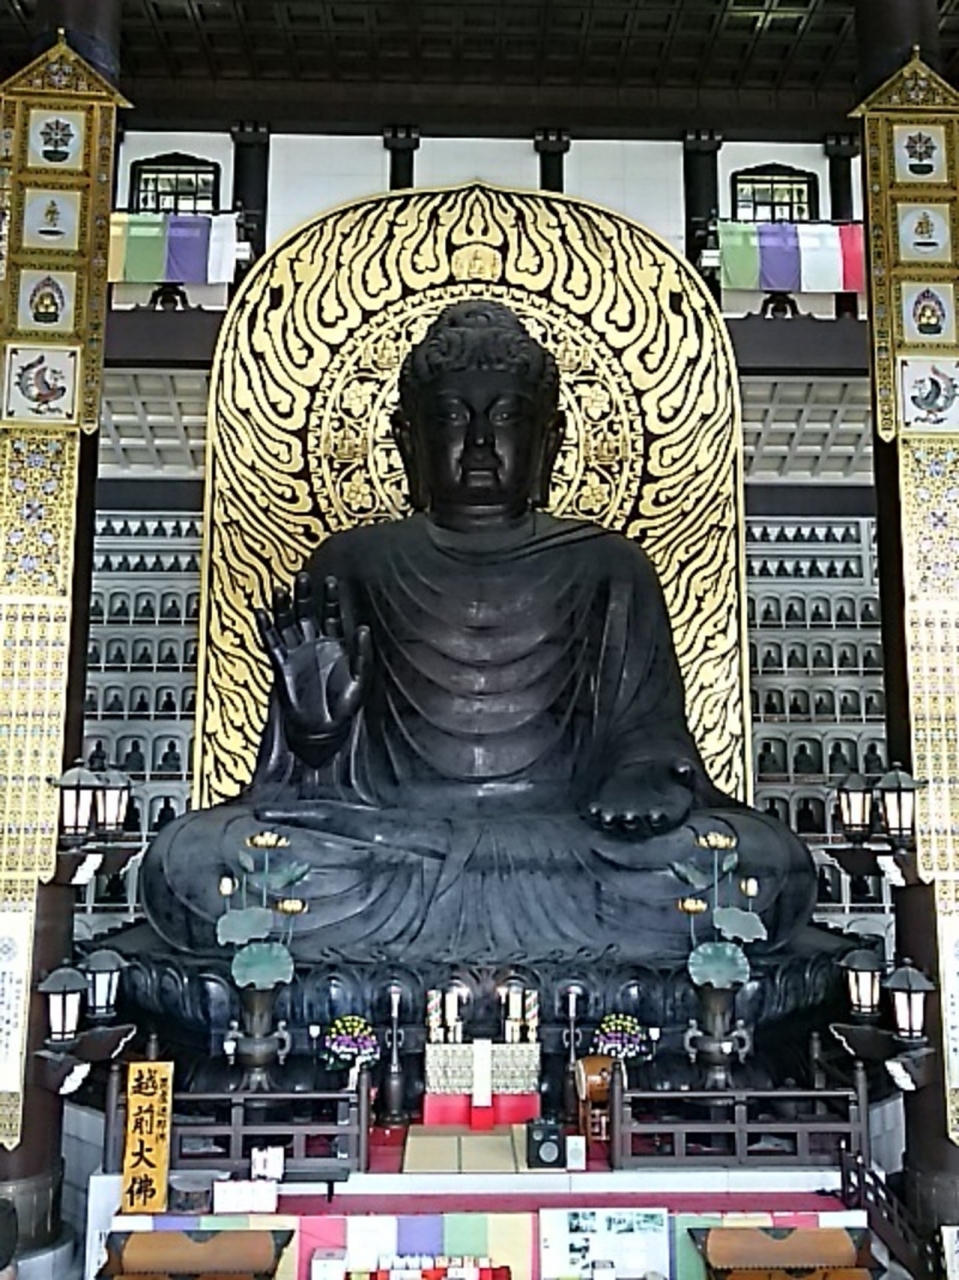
left=508, top=988, right=522, bottom=1021
left=445, top=989, right=459, bottom=1027
left=390, top=988, right=401, bottom=1019
left=568, top=989, right=577, bottom=1018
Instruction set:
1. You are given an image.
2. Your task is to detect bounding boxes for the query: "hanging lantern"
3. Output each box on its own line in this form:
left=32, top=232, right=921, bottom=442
left=885, top=959, right=935, bottom=1043
left=838, top=948, right=883, bottom=1020
left=38, top=966, right=86, bottom=1047
left=80, top=949, right=126, bottom=1020
left=94, top=769, right=131, bottom=839
left=876, top=763, right=918, bottom=849
left=836, top=772, right=872, bottom=844
left=54, top=760, right=102, bottom=844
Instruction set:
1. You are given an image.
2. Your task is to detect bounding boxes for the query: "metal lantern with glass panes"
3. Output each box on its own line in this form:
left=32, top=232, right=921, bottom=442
left=81, top=949, right=126, bottom=1020
left=55, top=760, right=103, bottom=844
left=839, top=948, right=883, bottom=1020
left=886, top=959, right=935, bottom=1044
left=836, top=772, right=872, bottom=844
left=38, top=967, right=87, bottom=1047
left=95, top=770, right=131, bottom=839
left=876, top=764, right=918, bottom=851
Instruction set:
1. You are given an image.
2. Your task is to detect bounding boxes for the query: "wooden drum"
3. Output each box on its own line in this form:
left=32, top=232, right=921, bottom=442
left=574, top=1054, right=614, bottom=1103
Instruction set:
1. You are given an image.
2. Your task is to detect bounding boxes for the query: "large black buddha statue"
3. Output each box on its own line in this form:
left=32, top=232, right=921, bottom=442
left=141, top=302, right=815, bottom=964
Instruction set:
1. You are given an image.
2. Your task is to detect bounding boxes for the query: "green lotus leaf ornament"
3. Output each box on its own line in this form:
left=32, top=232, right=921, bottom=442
left=216, top=905, right=274, bottom=946
left=712, top=906, right=768, bottom=944
left=231, top=941, right=295, bottom=990
left=687, top=940, right=750, bottom=989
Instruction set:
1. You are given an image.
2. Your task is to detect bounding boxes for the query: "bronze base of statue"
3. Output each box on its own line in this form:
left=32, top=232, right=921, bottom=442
left=110, top=922, right=852, bottom=1089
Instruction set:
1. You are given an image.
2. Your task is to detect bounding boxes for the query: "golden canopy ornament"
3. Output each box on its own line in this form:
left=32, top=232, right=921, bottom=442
left=198, top=182, right=746, bottom=806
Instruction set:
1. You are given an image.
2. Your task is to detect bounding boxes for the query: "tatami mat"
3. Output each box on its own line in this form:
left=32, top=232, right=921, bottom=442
left=403, top=1133, right=461, bottom=1173
left=403, top=1126, right=523, bottom=1174
left=459, top=1134, right=516, bottom=1173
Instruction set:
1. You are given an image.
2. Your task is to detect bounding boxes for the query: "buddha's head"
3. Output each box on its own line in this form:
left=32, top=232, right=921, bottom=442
left=395, top=300, right=564, bottom=526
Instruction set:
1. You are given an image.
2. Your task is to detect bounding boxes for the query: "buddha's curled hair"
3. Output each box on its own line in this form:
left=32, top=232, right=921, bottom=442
left=398, top=300, right=559, bottom=417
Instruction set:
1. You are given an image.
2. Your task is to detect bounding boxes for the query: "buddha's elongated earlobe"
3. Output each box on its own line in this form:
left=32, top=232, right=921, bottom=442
left=530, top=409, right=565, bottom=508
left=391, top=409, right=429, bottom=510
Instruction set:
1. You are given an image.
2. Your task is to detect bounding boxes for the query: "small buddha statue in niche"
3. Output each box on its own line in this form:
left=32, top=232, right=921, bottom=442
left=141, top=301, right=815, bottom=964
left=154, top=797, right=177, bottom=831
left=122, top=739, right=146, bottom=773
left=158, top=740, right=182, bottom=774
left=828, top=743, right=853, bottom=776
left=793, top=743, right=817, bottom=775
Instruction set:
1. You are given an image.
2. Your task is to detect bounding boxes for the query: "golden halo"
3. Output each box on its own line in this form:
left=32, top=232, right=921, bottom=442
left=199, top=183, right=744, bottom=806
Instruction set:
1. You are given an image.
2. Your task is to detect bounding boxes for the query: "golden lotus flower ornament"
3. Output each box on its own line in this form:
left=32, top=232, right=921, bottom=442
left=677, top=896, right=709, bottom=915
left=246, top=830, right=290, bottom=850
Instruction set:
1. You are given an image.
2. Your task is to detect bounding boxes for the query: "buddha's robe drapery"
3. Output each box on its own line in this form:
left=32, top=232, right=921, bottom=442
left=141, top=513, right=816, bottom=962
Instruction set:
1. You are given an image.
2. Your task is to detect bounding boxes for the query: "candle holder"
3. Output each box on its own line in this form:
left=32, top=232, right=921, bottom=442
left=524, top=988, right=540, bottom=1042
left=426, top=988, right=444, bottom=1043
left=562, top=985, right=585, bottom=1123
left=382, top=984, right=406, bottom=1125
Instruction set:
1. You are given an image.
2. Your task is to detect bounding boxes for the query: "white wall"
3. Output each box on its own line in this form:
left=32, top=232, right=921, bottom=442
left=718, top=141, right=830, bottom=220
left=564, top=140, right=685, bottom=253
left=116, top=131, right=235, bottom=212
left=415, top=138, right=538, bottom=191
left=63, top=1102, right=105, bottom=1243
left=266, top=135, right=389, bottom=248
left=851, top=153, right=864, bottom=222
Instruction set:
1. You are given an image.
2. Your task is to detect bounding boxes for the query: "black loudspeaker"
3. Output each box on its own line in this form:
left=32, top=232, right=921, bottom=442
left=526, top=1119, right=566, bottom=1168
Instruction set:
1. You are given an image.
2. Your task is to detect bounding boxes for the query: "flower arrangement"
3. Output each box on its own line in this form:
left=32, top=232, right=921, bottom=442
left=323, top=1014, right=381, bottom=1069
left=591, top=1012, right=651, bottom=1061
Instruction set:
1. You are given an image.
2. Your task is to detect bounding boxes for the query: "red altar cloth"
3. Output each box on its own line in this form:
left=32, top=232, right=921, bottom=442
left=421, top=1093, right=540, bottom=1129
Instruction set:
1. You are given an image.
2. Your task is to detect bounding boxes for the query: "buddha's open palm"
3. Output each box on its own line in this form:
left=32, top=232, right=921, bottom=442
left=254, top=572, right=371, bottom=763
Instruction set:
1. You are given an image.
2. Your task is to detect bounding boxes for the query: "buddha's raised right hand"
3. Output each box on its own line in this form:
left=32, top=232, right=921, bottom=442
left=254, top=572, right=372, bottom=767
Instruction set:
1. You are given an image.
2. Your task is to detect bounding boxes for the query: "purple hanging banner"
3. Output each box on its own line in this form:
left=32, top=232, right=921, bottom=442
left=165, top=215, right=211, bottom=283
left=758, top=222, right=801, bottom=292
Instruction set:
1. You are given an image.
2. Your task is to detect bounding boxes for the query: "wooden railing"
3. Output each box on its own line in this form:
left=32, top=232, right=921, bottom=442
left=609, top=1065, right=867, bottom=1169
left=840, top=1150, right=943, bottom=1280
left=103, top=1062, right=370, bottom=1181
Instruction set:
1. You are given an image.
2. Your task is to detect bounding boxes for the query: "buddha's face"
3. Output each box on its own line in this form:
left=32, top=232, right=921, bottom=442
left=410, top=369, right=548, bottom=525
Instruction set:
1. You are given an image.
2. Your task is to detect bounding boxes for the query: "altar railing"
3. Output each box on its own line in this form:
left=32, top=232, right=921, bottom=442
left=103, top=1063, right=371, bottom=1181
left=609, top=1068, right=868, bottom=1169
left=840, top=1151, right=942, bottom=1280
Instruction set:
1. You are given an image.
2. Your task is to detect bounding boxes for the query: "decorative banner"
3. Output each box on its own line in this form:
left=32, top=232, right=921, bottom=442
left=0, top=37, right=126, bottom=1148
left=853, top=51, right=959, bottom=443
left=120, top=1061, right=174, bottom=1214
left=0, top=33, right=128, bottom=430
left=107, top=212, right=238, bottom=285
left=856, top=53, right=959, bottom=1143
left=718, top=220, right=864, bottom=293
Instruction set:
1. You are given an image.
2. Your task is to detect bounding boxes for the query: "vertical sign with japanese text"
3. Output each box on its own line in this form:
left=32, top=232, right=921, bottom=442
left=120, top=1061, right=173, bottom=1215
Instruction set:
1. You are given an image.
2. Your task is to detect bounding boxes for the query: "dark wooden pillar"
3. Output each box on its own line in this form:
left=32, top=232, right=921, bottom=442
left=383, top=126, right=420, bottom=190
left=534, top=130, right=570, bottom=193
left=825, top=133, right=860, bottom=319
left=853, top=0, right=954, bottom=1233
left=682, top=129, right=721, bottom=302
left=854, top=0, right=941, bottom=95
left=231, top=123, right=270, bottom=260
left=35, top=0, right=121, bottom=82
